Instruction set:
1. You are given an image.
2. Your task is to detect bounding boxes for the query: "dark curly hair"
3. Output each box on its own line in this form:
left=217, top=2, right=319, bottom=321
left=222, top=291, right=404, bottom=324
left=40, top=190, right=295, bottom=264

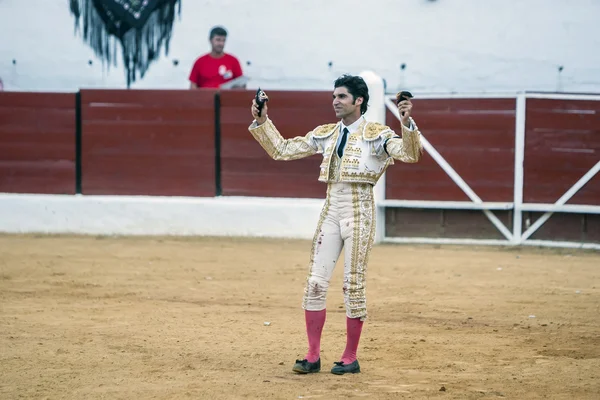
left=334, top=74, right=369, bottom=115
left=209, top=26, right=228, bottom=39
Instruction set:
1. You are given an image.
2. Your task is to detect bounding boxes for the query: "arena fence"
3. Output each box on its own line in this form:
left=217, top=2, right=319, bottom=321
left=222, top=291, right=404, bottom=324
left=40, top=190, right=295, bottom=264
left=0, top=75, right=598, bottom=249
left=379, top=90, right=600, bottom=250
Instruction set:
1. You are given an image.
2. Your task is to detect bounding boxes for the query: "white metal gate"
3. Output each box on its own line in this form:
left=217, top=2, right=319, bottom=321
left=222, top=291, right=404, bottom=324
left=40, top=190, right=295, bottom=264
left=380, top=92, right=600, bottom=250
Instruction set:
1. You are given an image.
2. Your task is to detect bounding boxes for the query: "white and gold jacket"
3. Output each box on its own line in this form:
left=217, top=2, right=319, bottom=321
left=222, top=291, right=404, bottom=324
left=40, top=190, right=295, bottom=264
left=248, top=116, right=423, bottom=186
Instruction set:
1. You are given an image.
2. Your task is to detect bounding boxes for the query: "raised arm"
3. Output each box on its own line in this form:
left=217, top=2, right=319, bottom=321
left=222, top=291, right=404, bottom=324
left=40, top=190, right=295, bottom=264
left=380, top=121, right=423, bottom=163
left=377, top=94, right=423, bottom=163
left=248, top=97, right=318, bottom=161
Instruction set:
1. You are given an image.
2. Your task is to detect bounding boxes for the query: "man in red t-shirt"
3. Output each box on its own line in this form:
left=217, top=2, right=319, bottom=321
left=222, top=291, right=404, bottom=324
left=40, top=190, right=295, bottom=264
left=189, top=26, right=244, bottom=89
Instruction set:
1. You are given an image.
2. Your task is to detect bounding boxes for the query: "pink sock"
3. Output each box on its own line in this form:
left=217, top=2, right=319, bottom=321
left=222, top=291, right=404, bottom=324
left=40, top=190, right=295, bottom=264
left=304, top=309, right=326, bottom=362
left=341, top=317, right=364, bottom=364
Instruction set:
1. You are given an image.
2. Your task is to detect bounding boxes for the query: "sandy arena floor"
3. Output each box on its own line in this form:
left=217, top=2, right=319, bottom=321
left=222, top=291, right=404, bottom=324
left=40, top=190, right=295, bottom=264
left=0, top=235, right=598, bottom=399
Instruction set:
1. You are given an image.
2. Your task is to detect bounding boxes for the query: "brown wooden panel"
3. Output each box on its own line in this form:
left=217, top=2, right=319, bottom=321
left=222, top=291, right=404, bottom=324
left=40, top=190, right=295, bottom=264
left=524, top=99, right=600, bottom=204
left=525, top=99, right=600, bottom=131
left=82, top=89, right=216, bottom=107
left=0, top=92, right=75, bottom=108
left=83, top=106, right=214, bottom=122
left=0, top=163, right=75, bottom=194
left=0, top=142, right=74, bottom=161
left=219, top=90, right=333, bottom=198
left=411, top=112, right=515, bottom=131
left=584, top=213, right=600, bottom=243
left=414, top=98, right=517, bottom=112
left=386, top=98, right=516, bottom=202
left=81, top=89, right=216, bottom=196
left=0, top=108, right=75, bottom=130
left=568, top=174, right=600, bottom=205
left=385, top=208, right=511, bottom=240
left=527, top=212, right=587, bottom=242
left=0, top=92, right=76, bottom=194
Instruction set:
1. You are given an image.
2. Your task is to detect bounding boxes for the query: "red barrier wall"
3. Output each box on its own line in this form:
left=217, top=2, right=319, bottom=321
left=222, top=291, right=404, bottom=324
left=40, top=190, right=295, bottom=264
left=0, top=92, right=76, bottom=194
left=80, top=89, right=216, bottom=196
left=1, top=90, right=598, bottom=212
left=385, top=98, right=517, bottom=202
left=219, top=90, right=333, bottom=198
left=524, top=98, right=600, bottom=205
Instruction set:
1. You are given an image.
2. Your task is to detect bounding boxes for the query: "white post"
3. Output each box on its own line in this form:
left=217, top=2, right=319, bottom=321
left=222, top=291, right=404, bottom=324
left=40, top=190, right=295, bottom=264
left=512, top=93, right=526, bottom=245
left=359, top=70, right=386, bottom=243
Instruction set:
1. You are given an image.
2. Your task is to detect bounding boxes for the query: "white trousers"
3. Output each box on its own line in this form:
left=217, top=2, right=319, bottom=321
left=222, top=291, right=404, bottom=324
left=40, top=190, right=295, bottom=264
left=302, top=182, right=376, bottom=320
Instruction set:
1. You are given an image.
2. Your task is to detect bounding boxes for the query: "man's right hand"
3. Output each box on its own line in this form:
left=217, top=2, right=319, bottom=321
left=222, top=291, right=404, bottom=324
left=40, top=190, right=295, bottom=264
left=251, top=99, right=268, bottom=125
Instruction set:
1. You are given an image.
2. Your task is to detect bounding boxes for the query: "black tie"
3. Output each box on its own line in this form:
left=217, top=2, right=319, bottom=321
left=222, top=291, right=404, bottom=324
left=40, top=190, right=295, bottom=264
left=338, top=127, right=349, bottom=158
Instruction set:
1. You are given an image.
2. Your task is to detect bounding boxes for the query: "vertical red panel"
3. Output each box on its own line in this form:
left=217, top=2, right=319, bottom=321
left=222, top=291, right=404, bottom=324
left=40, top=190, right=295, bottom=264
left=81, top=89, right=216, bottom=196
left=524, top=98, right=600, bottom=205
left=0, top=92, right=76, bottom=194
left=385, top=98, right=517, bottom=202
left=219, top=90, right=332, bottom=198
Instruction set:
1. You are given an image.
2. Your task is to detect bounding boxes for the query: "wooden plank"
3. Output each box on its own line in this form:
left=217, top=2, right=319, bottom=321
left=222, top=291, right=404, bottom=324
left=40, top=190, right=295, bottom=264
left=81, top=89, right=217, bottom=107
left=0, top=162, right=75, bottom=194
left=0, top=92, right=75, bottom=108
left=411, top=98, right=517, bottom=112
left=220, top=89, right=333, bottom=109
left=0, top=108, right=75, bottom=130
left=221, top=174, right=324, bottom=198
left=528, top=212, right=584, bottom=242
left=526, top=112, right=600, bottom=131
left=583, top=213, right=600, bottom=243
left=385, top=208, right=510, bottom=239
left=0, top=143, right=74, bottom=161
left=526, top=99, right=600, bottom=113
left=525, top=130, right=599, bottom=151
left=221, top=157, right=322, bottom=175
left=82, top=176, right=216, bottom=197
left=387, top=182, right=471, bottom=201
left=82, top=106, right=214, bottom=123
left=523, top=184, right=599, bottom=205
left=404, top=113, right=515, bottom=131
left=82, top=124, right=214, bottom=149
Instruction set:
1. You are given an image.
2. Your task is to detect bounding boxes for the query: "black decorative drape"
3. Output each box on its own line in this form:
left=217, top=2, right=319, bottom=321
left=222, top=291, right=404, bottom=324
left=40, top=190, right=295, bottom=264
left=70, top=0, right=181, bottom=87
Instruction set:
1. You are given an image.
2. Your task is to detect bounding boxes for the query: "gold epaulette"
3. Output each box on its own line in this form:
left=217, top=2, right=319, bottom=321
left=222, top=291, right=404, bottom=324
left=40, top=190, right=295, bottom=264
left=362, top=122, right=393, bottom=141
left=312, top=123, right=339, bottom=138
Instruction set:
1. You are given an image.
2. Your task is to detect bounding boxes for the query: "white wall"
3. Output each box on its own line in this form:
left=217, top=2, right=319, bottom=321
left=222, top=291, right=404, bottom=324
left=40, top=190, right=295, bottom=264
left=0, top=0, right=599, bottom=94
left=0, top=194, right=324, bottom=239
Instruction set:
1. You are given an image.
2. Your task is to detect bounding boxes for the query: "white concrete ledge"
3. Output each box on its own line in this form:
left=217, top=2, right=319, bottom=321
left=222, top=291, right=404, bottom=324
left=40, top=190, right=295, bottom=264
left=0, top=193, right=324, bottom=239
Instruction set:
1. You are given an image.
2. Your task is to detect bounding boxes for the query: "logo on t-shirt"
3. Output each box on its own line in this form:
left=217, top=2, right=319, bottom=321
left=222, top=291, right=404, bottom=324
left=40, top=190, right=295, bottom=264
left=219, top=65, right=233, bottom=80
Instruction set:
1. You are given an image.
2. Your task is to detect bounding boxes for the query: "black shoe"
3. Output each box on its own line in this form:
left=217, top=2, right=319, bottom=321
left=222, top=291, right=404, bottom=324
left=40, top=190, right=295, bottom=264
left=292, top=358, right=321, bottom=374
left=330, top=360, right=360, bottom=375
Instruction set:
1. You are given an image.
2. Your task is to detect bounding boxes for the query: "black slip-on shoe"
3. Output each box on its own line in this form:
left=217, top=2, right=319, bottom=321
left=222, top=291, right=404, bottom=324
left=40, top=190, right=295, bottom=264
left=292, top=358, right=321, bottom=374
left=330, top=360, right=360, bottom=375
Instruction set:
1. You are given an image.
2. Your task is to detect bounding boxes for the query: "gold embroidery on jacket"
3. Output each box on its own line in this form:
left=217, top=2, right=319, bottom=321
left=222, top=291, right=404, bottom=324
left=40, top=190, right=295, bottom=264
left=249, top=119, right=317, bottom=160
left=312, top=123, right=339, bottom=138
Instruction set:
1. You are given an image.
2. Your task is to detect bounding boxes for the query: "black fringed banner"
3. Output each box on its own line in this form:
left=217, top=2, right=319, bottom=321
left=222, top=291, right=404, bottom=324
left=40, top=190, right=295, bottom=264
left=70, top=0, right=181, bottom=87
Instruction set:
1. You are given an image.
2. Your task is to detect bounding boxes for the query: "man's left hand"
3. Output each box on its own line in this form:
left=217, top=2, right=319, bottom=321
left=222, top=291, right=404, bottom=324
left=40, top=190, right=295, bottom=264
left=398, top=100, right=413, bottom=128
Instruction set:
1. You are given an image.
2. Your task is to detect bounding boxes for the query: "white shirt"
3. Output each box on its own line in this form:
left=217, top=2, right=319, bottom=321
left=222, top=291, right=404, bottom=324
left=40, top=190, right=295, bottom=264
left=335, top=116, right=365, bottom=155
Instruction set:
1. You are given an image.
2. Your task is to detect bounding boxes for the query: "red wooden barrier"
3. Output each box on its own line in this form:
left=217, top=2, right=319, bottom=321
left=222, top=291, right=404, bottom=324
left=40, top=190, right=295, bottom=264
left=80, top=89, right=216, bottom=196
left=0, top=92, right=76, bottom=194
left=524, top=99, right=600, bottom=205
left=385, top=98, right=517, bottom=202
left=219, top=90, right=334, bottom=198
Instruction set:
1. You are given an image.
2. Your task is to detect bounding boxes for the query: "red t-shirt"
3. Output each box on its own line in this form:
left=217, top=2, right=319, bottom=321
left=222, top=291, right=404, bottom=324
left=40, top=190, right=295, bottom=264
left=189, top=53, right=243, bottom=88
